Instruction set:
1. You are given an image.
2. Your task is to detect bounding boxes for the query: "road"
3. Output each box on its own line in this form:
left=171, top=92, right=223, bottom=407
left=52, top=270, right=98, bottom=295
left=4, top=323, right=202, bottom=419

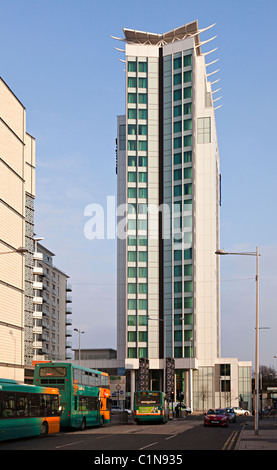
left=0, top=414, right=250, bottom=452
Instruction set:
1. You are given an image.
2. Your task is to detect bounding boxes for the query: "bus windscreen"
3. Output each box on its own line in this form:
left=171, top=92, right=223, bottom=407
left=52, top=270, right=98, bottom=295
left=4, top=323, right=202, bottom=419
left=39, top=367, right=67, bottom=377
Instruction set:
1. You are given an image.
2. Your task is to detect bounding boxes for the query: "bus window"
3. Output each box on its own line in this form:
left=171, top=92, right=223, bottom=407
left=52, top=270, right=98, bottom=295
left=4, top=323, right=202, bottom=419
left=40, top=394, right=59, bottom=416
left=15, top=393, right=28, bottom=417
left=2, top=392, right=16, bottom=417
left=29, top=394, right=40, bottom=417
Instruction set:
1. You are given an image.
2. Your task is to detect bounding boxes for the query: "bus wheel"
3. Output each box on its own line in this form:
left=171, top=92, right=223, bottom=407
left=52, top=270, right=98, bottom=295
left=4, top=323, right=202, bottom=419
left=81, top=418, right=86, bottom=431
left=40, top=421, right=48, bottom=437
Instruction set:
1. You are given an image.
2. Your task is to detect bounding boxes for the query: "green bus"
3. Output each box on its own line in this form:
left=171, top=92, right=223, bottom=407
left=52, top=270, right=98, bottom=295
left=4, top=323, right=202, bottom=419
left=33, top=362, right=111, bottom=430
left=133, top=391, right=169, bottom=424
left=0, top=378, right=60, bottom=442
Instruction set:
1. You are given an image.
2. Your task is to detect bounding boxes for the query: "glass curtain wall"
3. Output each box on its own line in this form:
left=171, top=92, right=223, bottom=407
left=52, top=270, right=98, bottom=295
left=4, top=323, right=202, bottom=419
left=127, top=57, right=148, bottom=359
left=164, top=49, right=194, bottom=360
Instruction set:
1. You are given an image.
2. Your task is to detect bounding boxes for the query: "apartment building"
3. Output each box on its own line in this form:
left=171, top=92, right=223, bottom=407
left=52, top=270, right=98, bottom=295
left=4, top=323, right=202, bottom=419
left=0, top=77, right=35, bottom=382
left=32, top=241, right=72, bottom=362
left=114, top=21, right=252, bottom=410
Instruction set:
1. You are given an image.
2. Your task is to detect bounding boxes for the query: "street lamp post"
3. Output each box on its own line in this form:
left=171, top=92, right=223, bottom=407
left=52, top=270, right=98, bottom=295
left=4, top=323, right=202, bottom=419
left=216, top=247, right=260, bottom=435
left=74, top=328, right=85, bottom=363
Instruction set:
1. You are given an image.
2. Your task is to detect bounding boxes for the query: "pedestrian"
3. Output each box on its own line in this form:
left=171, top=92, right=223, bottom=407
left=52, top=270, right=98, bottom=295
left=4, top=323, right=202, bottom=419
left=175, top=404, right=179, bottom=418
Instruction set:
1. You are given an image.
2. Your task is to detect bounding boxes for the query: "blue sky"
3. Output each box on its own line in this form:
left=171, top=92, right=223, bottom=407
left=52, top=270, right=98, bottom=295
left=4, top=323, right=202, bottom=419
left=1, top=0, right=277, bottom=367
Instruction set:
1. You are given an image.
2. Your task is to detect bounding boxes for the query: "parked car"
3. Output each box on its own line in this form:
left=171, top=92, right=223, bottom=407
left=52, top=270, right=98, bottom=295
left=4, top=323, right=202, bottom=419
left=111, top=405, right=132, bottom=415
left=204, top=409, right=229, bottom=427
left=233, top=406, right=251, bottom=416
left=225, top=407, right=236, bottom=423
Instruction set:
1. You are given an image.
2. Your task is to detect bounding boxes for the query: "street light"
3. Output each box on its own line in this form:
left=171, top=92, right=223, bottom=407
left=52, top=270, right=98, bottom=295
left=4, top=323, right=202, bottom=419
left=74, top=328, right=85, bottom=363
left=0, top=246, right=28, bottom=255
left=216, top=247, right=260, bottom=435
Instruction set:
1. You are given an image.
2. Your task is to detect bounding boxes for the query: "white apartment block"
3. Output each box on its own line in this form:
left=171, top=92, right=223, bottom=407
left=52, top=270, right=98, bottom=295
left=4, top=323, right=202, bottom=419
left=33, top=241, right=72, bottom=362
left=114, top=21, right=252, bottom=410
left=0, top=77, right=35, bottom=382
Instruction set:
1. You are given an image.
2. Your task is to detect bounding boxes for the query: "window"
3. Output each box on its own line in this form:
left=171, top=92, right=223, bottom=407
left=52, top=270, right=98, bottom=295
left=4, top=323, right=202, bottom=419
left=138, top=299, right=147, bottom=310
left=128, top=93, right=137, bottom=104
left=138, top=141, right=147, bottom=151
left=128, top=140, right=137, bottom=151
left=128, top=315, right=136, bottom=326
left=138, top=203, right=147, bottom=214
left=139, top=331, right=147, bottom=342
left=128, top=219, right=136, bottom=230
left=128, top=283, right=137, bottom=294
left=128, top=155, right=136, bottom=167
left=174, top=169, right=182, bottom=181
left=174, top=250, right=182, bottom=261
left=174, top=281, right=182, bottom=293
left=174, top=265, right=182, bottom=277
left=128, top=251, right=137, bottom=262
left=128, top=236, right=136, bottom=246
left=184, top=265, right=193, bottom=276
left=174, top=137, right=182, bottom=149
left=184, top=135, right=192, bottom=147
left=128, top=171, right=136, bottom=182
left=138, top=315, right=147, bottom=326
left=174, top=153, right=182, bottom=165
left=174, top=185, right=182, bottom=197
left=138, top=109, right=147, bottom=120
left=174, top=105, right=182, bottom=117
left=128, top=108, right=137, bottom=119
left=138, top=251, right=147, bottom=262
left=184, top=151, right=192, bottom=163
left=174, top=121, right=182, bottom=133
left=128, top=188, right=137, bottom=198
left=198, top=117, right=211, bottom=143
left=174, top=298, right=182, bottom=309
left=128, top=331, right=137, bottom=342
left=138, top=93, right=147, bottom=104
left=128, top=299, right=137, bottom=310
left=184, top=167, right=192, bottom=179
left=184, top=248, right=192, bottom=260
left=183, top=55, right=192, bottom=67
left=128, top=348, right=137, bottom=358
left=138, top=125, right=147, bottom=135
left=128, top=124, right=136, bottom=135
left=128, top=77, right=137, bottom=88
left=138, top=156, right=147, bottom=167
left=183, top=71, right=192, bottom=82
left=138, top=283, right=147, bottom=294
left=128, top=61, right=137, bottom=72
left=138, top=219, right=147, bottom=231
left=138, top=77, right=147, bottom=88
left=184, top=183, right=192, bottom=195
left=139, top=348, right=147, bottom=358
left=138, top=62, right=147, bottom=73
left=119, top=124, right=126, bottom=151
left=138, top=172, right=147, bottom=183
left=184, top=119, right=192, bottom=131
left=138, top=188, right=147, bottom=199
left=138, top=236, right=147, bottom=246
left=183, top=297, right=193, bottom=309
left=128, top=267, right=136, bottom=278
left=184, top=103, right=192, bottom=115
left=174, top=56, right=182, bottom=69
left=174, top=89, right=182, bottom=101
left=183, top=87, right=192, bottom=99
left=184, top=281, right=193, bottom=292
left=174, top=73, right=182, bottom=85
left=138, top=267, right=147, bottom=278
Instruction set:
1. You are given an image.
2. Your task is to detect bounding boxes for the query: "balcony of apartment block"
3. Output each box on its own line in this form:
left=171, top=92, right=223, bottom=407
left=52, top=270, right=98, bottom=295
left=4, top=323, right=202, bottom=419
left=33, top=325, right=43, bottom=335
left=33, top=281, right=43, bottom=290
left=33, top=266, right=44, bottom=276
left=66, top=305, right=72, bottom=315
left=66, top=283, right=72, bottom=292
left=66, top=316, right=72, bottom=326
left=33, top=252, right=43, bottom=261
left=66, top=294, right=72, bottom=303
left=33, top=295, right=43, bottom=305
left=66, top=340, right=72, bottom=349
left=66, top=327, right=72, bottom=337
left=33, top=310, right=43, bottom=320
left=33, top=341, right=43, bottom=349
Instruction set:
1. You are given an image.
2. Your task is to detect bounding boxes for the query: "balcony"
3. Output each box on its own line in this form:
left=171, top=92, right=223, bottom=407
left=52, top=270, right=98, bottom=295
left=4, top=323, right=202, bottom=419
left=33, top=266, right=44, bottom=276
left=66, top=283, right=72, bottom=292
left=33, top=281, right=43, bottom=290
left=33, top=326, right=42, bottom=335
left=33, top=341, right=43, bottom=349
left=66, top=306, right=72, bottom=314
left=33, top=296, right=43, bottom=304
left=33, top=252, right=43, bottom=261
left=66, top=295, right=72, bottom=303
left=33, top=311, right=43, bottom=320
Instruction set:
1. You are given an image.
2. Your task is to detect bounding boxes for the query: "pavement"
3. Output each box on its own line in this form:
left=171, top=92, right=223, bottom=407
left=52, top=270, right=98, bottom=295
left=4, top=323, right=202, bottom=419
left=235, top=416, right=277, bottom=450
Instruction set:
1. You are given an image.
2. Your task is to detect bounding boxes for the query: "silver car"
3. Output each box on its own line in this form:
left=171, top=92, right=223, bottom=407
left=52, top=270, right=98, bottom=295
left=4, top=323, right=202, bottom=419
left=233, top=406, right=251, bottom=416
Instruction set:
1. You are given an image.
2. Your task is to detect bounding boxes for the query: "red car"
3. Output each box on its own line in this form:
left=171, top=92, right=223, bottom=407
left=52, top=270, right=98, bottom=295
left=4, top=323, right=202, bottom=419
left=204, top=409, right=229, bottom=427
